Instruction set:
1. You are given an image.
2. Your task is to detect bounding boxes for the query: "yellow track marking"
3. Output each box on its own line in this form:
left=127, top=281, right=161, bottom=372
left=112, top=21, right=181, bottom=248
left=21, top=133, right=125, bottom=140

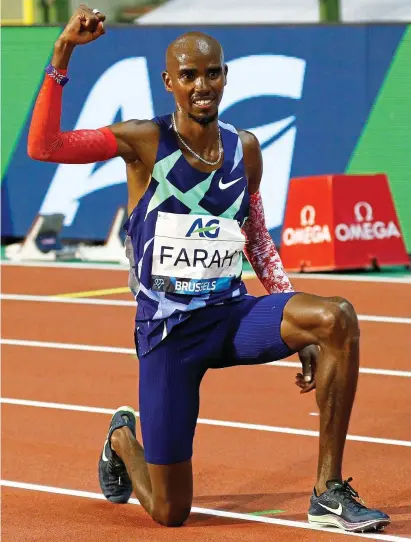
left=56, top=287, right=129, bottom=298
left=55, top=273, right=256, bottom=298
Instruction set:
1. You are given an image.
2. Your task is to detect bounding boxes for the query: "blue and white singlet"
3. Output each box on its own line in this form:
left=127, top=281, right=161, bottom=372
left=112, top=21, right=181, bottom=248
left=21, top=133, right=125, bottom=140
left=124, top=114, right=250, bottom=354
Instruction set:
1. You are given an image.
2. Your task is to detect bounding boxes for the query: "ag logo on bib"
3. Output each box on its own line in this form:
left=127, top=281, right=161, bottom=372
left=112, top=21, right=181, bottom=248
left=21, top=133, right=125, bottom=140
left=186, top=218, right=220, bottom=239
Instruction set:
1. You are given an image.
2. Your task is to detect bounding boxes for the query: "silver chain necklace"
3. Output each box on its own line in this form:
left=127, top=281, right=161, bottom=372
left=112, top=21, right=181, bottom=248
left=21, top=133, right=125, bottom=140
left=171, top=112, right=222, bottom=166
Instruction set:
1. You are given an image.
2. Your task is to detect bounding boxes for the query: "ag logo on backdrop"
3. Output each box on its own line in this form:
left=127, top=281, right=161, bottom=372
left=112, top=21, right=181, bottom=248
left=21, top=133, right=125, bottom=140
left=39, top=53, right=306, bottom=234
left=4, top=26, right=402, bottom=241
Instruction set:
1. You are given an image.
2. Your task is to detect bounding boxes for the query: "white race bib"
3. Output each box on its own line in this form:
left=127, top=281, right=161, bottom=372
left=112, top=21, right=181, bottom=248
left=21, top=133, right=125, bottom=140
left=151, top=212, right=245, bottom=295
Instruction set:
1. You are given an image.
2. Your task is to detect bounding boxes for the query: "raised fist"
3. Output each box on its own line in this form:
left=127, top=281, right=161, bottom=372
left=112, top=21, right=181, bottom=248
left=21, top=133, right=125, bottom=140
left=59, top=5, right=105, bottom=46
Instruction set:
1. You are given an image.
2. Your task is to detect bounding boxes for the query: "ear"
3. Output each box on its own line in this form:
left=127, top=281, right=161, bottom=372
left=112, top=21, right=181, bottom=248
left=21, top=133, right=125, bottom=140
left=162, top=71, right=173, bottom=93
left=224, top=64, right=228, bottom=87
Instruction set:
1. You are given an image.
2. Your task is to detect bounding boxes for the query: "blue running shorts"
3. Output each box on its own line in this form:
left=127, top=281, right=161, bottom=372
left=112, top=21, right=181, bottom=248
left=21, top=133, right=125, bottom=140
left=136, top=292, right=297, bottom=465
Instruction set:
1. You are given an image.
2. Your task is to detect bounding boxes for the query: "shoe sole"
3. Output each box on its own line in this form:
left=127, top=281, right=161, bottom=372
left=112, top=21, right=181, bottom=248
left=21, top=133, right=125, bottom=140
left=112, top=405, right=136, bottom=421
left=106, top=489, right=133, bottom=504
left=308, top=513, right=391, bottom=532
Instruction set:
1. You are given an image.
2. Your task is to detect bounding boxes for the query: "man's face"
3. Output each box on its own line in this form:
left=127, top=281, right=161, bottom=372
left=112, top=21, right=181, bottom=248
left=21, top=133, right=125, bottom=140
left=163, top=36, right=227, bottom=125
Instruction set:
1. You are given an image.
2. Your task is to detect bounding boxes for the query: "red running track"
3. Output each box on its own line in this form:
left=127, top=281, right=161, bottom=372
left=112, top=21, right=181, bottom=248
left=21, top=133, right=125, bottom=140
left=1, top=263, right=411, bottom=541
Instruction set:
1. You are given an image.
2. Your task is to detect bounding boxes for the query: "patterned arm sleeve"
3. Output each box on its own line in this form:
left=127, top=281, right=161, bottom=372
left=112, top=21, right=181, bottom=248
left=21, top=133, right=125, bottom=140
left=242, top=191, right=294, bottom=293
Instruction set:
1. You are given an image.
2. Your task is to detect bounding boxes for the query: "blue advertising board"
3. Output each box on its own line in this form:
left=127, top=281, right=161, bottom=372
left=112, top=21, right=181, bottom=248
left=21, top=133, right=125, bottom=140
left=2, top=25, right=406, bottom=244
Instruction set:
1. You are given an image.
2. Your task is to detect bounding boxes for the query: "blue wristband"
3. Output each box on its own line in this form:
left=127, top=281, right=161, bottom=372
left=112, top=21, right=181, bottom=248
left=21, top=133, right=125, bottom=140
left=45, top=64, right=69, bottom=87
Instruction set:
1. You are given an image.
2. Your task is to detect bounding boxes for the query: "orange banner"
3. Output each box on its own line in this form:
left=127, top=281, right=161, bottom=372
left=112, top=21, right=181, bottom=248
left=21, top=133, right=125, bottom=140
left=280, top=174, right=408, bottom=272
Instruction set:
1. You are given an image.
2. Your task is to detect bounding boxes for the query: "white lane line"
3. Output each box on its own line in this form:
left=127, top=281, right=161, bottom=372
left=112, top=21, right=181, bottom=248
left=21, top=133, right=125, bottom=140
left=1, top=398, right=113, bottom=415
left=2, top=338, right=410, bottom=378
left=288, top=274, right=411, bottom=285
left=2, top=259, right=411, bottom=284
left=2, top=293, right=410, bottom=323
left=1, top=397, right=410, bottom=448
left=267, top=361, right=411, bottom=378
left=0, top=260, right=130, bottom=271
left=0, top=480, right=406, bottom=541
left=0, top=260, right=255, bottom=279
left=1, top=339, right=135, bottom=355
left=359, top=315, right=411, bottom=324
left=1, top=293, right=136, bottom=307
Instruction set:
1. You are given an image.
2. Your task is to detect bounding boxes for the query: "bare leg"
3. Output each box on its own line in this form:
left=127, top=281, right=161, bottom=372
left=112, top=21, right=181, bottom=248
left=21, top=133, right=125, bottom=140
left=111, top=427, right=193, bottom=526
left=281, top=293, right=360, bottom=494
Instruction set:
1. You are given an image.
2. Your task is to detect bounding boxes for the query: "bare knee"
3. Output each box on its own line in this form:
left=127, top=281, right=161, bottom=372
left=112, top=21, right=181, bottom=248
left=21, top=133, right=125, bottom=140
left=152, top=501, right=191, bottom=527
left=334, top=296, right=359, bottom=335
left=317, top=297, right=359, bottom=341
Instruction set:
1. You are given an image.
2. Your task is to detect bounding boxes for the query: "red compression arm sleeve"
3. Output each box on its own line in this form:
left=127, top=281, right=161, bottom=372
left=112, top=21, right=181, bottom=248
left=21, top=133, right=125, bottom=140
left=27, top=71, right=118, bottom=164
left=242, top=191, right=294, bottom=294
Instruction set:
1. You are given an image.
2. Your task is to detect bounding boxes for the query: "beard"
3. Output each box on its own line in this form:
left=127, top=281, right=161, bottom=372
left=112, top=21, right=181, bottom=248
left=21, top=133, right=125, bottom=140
left=187, top=111, right=218, bottom=125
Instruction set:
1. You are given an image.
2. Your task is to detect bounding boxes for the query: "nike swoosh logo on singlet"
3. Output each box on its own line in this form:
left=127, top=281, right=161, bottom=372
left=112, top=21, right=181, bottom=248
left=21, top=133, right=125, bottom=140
left=218, top=177, right=243, bottom=190
left=318, top=502, right=343, bottom=515
left=102, top=440, right=109, bottom=462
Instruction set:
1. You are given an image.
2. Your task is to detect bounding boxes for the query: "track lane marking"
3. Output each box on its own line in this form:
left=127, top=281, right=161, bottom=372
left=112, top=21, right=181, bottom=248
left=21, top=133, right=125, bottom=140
left=56, top=287, right=130, bottom=298
left=2, top=294, right=410, bottom=323
left=1, top=397, right=410, bottom=447
left=266, top=360, right=411, bottom=378
left=2, top=259, right=411, bottom=284
left=1, top=293, right=135, bottom=306
left=2, top=338, right=410, bottom=378
left=0, top=480, right=407, bottom=540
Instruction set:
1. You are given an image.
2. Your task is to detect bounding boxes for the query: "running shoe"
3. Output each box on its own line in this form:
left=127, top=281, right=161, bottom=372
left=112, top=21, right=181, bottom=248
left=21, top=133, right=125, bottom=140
left=98, top=406, right=136, bottom=504
left=308, top=478, right=390, bottom=532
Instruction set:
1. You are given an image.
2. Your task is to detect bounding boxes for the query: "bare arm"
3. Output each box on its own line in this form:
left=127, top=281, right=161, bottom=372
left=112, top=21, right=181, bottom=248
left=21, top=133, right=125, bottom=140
left=126, top=159, right=152, bottom=215
left=239, top=130, right=294, bottom=294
